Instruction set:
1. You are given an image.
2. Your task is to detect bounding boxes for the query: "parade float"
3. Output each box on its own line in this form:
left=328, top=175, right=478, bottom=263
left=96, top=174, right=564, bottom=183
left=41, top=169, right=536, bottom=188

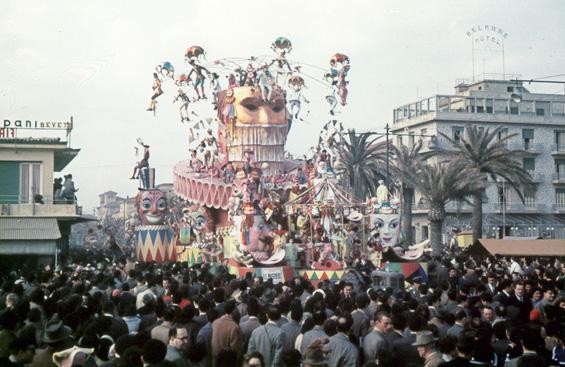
left=133, top=37, right=429, bottom=285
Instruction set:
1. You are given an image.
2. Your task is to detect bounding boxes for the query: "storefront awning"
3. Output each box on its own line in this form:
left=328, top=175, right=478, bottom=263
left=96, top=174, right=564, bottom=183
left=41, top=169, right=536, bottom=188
left=0, top=217, right=61, bottom=240
left=0, top=218, right=60, bottom=255
left=0, top=241, right=56, bottom=255
left=469, top=239, right=565, bottom=257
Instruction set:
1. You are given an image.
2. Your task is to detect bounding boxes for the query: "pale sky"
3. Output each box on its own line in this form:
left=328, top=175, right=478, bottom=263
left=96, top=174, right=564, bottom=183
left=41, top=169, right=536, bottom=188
left=2, top=0, right=565, bottom=214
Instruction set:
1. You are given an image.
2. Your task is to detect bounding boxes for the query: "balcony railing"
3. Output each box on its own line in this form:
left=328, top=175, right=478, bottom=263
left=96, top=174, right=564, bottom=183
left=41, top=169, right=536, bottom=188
left=552, top=173, right=565, bottom=183
left=394, top=94, right=565, bottom=123
left=493, top=202, right=547, bottom=212
left=0, top=195, right=81, bottom=217
left=551, top=144, right=565, bottom=154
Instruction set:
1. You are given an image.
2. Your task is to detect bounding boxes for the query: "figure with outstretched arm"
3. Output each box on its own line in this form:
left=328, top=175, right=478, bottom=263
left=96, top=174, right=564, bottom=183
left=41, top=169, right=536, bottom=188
left=187, top=59, right=211, bottom=100
left=131, top=139, right=150, bottom=179
left=147, top=73, right=163, bottom=112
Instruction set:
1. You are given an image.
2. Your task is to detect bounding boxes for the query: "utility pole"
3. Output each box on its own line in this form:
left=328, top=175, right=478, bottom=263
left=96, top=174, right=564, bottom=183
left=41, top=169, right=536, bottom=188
left=385, top=123, right=390, bottom=188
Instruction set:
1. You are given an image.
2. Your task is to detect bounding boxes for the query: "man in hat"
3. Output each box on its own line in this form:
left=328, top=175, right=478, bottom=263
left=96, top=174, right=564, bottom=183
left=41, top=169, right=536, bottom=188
left=302, top=338, right=330, bottom=367
left=31, top=317, right=74, bottom=367
left=413, top=331, right=442, bottom=367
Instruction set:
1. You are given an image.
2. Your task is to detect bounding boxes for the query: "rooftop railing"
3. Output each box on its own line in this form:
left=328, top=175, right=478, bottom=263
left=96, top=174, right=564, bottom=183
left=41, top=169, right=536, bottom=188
left=394, top=95, right=565, bottom=123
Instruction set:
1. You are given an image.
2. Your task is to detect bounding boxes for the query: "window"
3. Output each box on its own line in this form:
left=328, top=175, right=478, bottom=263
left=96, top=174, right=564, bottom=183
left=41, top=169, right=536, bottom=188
left=452, top=126, right=464, bottom=142
left=507, top=86, right=514, bottom=92
left=486, top=99, right=493, bottom=113
left=522, top=129, right=534, bottom=150
left=536, top=102, right=549, bottom=116
left=555, top=159, right=565, bottom=180
left=556, top=189, right=565, bottom=208
left=19, top=163, right=42, bottom=203
left=409, top=132, right=415, bottom=146
left=524, top=188, right=536, bottom=207
left=420, top=128, right=427, bottom=136
left=523, top=158, right=535, bottom=172
left=397, top=136, right=403, bottom=146
left=497, top=128, right=508, bottom=142
left=555, top=131, right=565, bottom=151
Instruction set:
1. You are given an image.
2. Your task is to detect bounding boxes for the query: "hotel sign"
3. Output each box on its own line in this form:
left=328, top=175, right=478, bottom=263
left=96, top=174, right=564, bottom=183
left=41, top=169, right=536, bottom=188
left=3, top=119, right=73, bottom=130
left=466, top=25, right=508, bottom=47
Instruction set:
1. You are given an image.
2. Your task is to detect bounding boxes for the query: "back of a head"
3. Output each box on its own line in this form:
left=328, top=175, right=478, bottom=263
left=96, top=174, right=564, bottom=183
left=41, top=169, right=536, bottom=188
left=213, top=287, right=226, bottom=303
left=355, top=293, right=370, bottom=309
left=267, top=305, right=282, bottom=322
left=142, top=339, right=167, bottom=364
left=336, top=315, right=353, bottom=333
left=312, top=310, right=326, bottom=326
left=224, top=300, right=236, bottom=315
left=391, top=312, right=407, bottom=331
left=290, top=304, right=303, bottom=322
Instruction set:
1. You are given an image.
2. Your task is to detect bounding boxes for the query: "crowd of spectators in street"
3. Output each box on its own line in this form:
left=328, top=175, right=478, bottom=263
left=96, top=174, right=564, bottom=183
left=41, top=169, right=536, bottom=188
left=0, top=249, right=564, bottom=367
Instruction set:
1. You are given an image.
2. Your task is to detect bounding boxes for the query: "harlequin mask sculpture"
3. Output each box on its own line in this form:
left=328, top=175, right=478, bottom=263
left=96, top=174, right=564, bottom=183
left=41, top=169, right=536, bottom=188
left=369, top=213, right=400, bottom=248
left=217, top=86, right=290, bottom=175
left=136, top=189, right=168, bottom=225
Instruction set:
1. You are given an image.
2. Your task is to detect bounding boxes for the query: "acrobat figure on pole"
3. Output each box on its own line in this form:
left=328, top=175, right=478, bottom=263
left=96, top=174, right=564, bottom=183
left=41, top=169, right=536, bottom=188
left=187, top=59, right=211, bottom=101
left=130, top=138, right=150, bottom=180
left=173, top=89, right=191, bottom=123
left=156, top=62, right=175, bottom=79
left=147, top=73, right=163, bottom=113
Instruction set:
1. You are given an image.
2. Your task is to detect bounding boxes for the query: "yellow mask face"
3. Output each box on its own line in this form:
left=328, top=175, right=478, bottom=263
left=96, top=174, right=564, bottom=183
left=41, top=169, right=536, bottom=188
left=232, top=86, right=287, bottom=126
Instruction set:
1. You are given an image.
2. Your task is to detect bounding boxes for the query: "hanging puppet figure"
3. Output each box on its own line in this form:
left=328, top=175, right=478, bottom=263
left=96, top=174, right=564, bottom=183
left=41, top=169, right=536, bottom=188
left=269, top=36, right=293, bottom=86
left=338, top=63, right=350, bottom=106
left=256, top=65, right=275, bottom=103
left=147, top=73, right=163, bottom=112
left=156, top=61, right=174, bottom=79
left=185, top=46, right=206, bottom=63
left=173, top=89, right=191, bottom=123
left=202, top=129, right=219, bottom=168
left=131, top=138, right=150, bottom=179
left=210, top=73, right=222, bottom=110
left=325, top=90, right=338, bottom=116
left=287, top=75, right=309, bottom=121
left=187, top=59, right=211, bottom=100
left=223, top=88, right=236, bottom=124
left=175, top=73, right=190, bottom=87
left=227, top=73, right=239, bottom=89
left=241, top=63, right=257, bottom=86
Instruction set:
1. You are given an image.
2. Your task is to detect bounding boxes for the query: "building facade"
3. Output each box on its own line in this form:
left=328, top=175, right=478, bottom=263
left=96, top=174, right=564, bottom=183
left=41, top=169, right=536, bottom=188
left=0, top=121, right=90, bottom=269
left=392, top=79, right=565, bottom=242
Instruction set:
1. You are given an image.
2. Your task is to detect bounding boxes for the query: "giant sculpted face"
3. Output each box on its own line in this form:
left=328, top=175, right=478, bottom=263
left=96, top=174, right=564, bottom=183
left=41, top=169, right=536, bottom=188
left=218, top=86, right=289, bottom=174
left=136, top=189, right=168, bottom=226
left=231, top=86, right=287, bottom=126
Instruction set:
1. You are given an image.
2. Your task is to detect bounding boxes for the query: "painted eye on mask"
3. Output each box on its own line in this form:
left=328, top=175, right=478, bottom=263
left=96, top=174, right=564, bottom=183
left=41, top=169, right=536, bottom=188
left=157, top=198, right=166, bottom=210
left=272, top=104, right=284, bottom=113
left=244, top=103, right=258, bottom=112
left=141, top=199, right=151, bottom=210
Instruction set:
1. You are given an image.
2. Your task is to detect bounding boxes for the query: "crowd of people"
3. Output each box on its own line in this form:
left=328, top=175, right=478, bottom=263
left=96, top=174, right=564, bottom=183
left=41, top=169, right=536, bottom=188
left=0, top=248, right=564, bottom=367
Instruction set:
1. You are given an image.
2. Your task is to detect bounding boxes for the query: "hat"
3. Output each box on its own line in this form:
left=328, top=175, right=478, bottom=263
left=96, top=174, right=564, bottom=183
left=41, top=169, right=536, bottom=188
left=52, top=346, right=94, bottom=367
left=412, top=330, right=438, bottom=346
left=347, top=210, right=363, bottom=222
left=302, top=338, right=329, bottom=366
left=44, top=318, right=72, bottom=344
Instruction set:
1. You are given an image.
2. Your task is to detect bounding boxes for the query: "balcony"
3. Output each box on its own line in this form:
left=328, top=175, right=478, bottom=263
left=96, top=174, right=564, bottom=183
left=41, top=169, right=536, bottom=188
left=526, top=171, right=544, bottom=182
left=508, top=141, right=543, bottom=154
left=552, top=173, right=565, bottom=184
left=393, top=94, right=565, bottom=127
left=551, top=144, right=565, bottom=156
left=553, top=203, right=565, bottom=213
left=0, top=195, right=82, bottom=217
left=493, top=202, right=547, bottom=213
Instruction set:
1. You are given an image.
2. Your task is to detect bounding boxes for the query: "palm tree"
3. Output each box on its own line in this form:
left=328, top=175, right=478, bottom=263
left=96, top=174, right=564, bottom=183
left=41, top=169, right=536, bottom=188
left=436, top=124, right=534, bottom=242
left=406, top=160, right=484, bottom=256
left=390, top=140, right=424, bottom=246
left=334, top=129, right=387, bottom=201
